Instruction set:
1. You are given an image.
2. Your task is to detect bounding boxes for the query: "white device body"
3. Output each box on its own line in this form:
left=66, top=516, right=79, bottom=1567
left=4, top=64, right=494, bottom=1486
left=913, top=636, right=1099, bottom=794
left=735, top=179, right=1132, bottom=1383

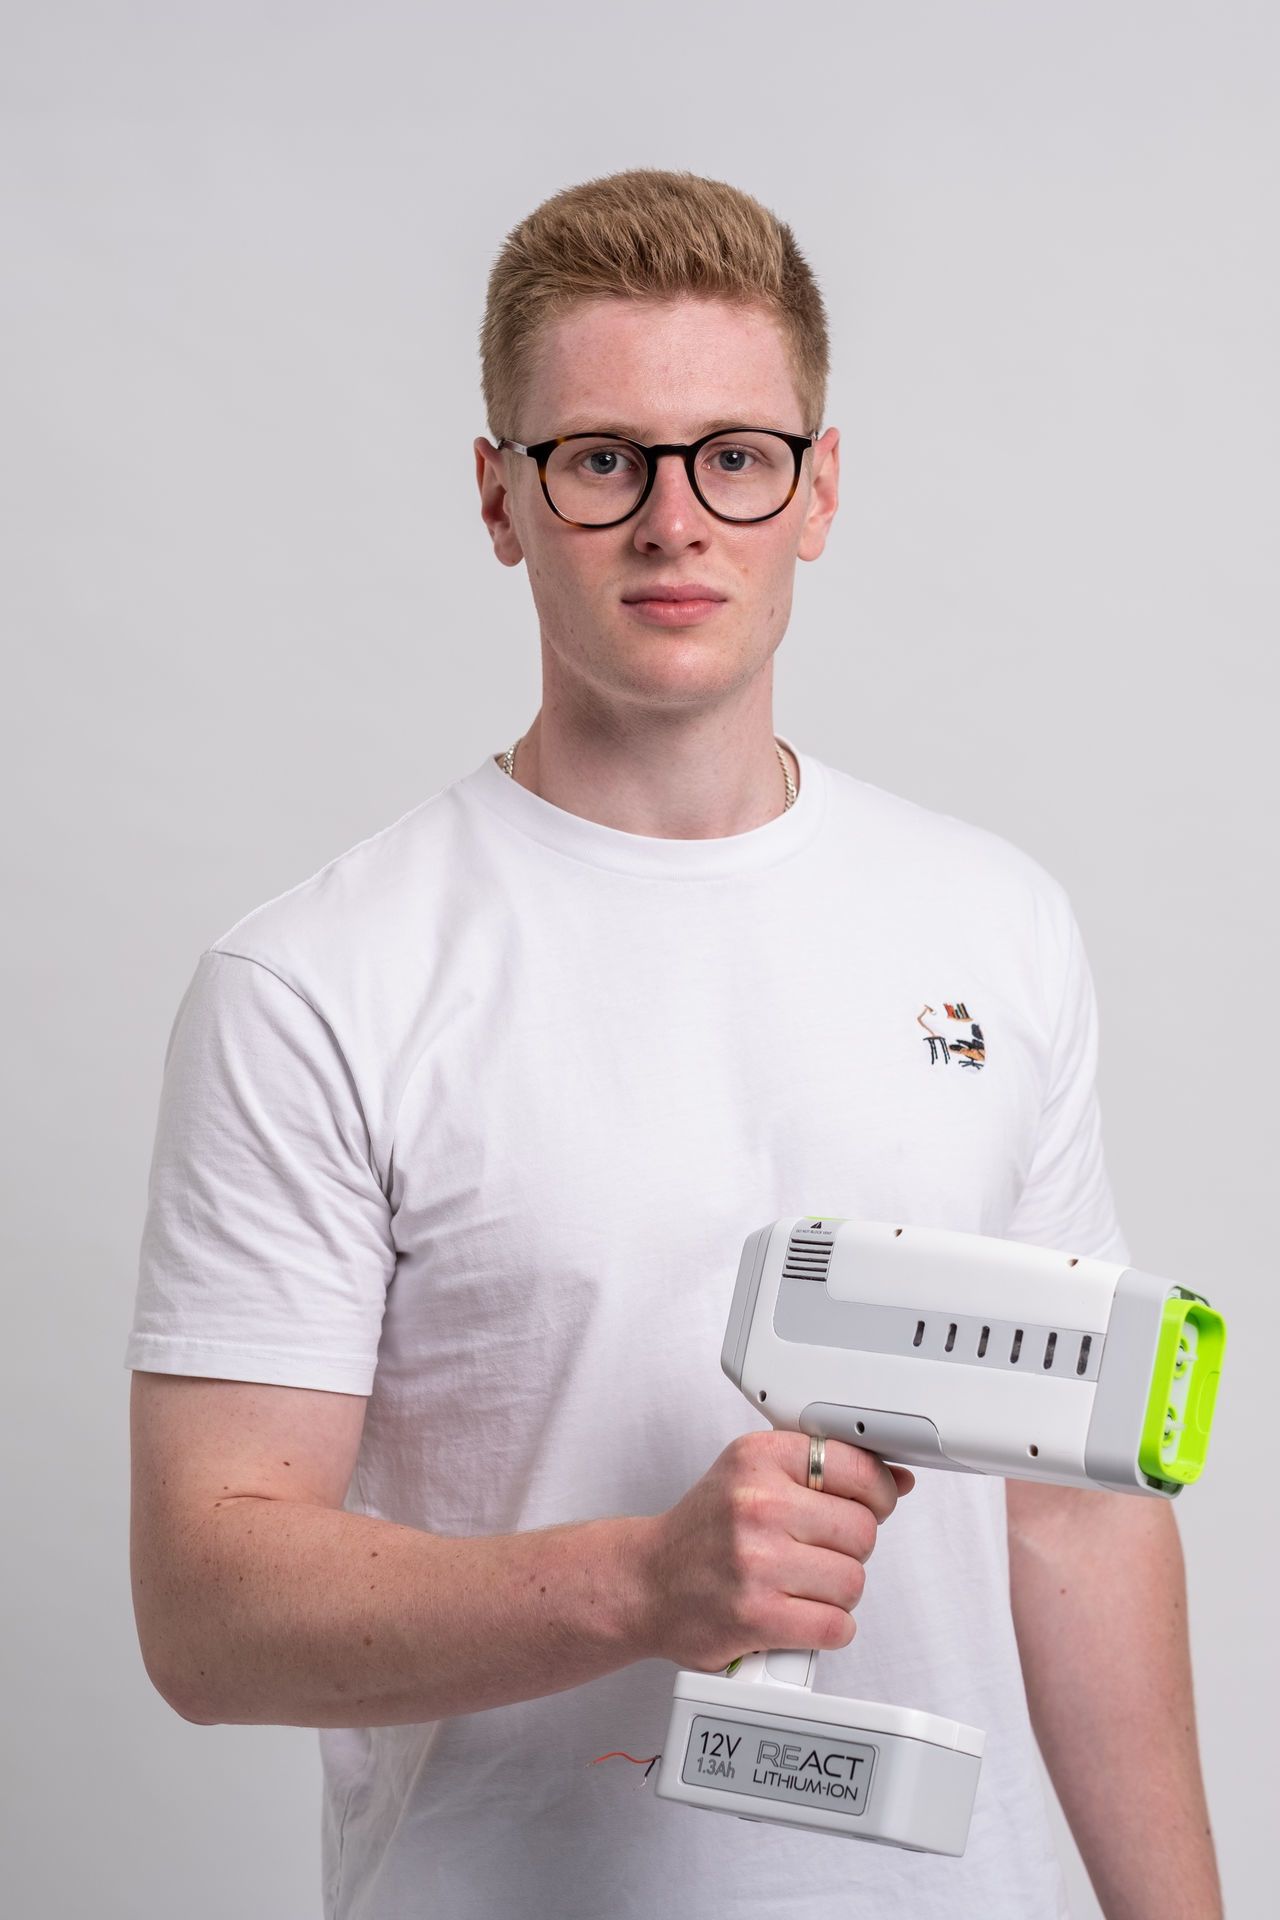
left=723, top=1216, right=1196, bottom=1496
left=656, top=1217, right=1216, bottom=1853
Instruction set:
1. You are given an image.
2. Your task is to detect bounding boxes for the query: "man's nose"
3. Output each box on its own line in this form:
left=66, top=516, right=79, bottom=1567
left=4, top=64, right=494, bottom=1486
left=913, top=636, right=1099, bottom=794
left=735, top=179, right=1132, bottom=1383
left=631, top=454, right=711, bottom=551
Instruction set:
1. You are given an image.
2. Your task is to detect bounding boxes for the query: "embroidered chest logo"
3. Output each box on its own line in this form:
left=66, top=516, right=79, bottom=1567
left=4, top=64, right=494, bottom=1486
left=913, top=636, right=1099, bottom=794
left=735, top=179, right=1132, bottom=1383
left=917, top=1002, right=986, bottom=1071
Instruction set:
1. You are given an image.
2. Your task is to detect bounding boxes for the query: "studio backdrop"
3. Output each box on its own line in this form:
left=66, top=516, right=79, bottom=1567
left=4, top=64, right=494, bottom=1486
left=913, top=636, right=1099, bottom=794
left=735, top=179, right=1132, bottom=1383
left=2, top=4, right=1274, bottom=1916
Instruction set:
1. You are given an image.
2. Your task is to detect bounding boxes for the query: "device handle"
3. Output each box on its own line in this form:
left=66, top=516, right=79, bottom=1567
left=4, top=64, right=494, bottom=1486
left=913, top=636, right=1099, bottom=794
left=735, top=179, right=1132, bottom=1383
left=730, top=1647, right=818, bottom=1689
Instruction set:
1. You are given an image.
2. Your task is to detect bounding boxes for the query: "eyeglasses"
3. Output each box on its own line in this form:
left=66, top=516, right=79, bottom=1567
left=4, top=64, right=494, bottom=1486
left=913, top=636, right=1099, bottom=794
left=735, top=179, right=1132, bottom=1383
left=497, top=426, right=818, bottom=529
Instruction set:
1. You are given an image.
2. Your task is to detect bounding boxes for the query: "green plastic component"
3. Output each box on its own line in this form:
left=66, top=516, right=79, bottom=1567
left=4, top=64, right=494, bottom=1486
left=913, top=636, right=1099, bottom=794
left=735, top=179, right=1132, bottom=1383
left=1138, top=1297, right=1226, bottom=1485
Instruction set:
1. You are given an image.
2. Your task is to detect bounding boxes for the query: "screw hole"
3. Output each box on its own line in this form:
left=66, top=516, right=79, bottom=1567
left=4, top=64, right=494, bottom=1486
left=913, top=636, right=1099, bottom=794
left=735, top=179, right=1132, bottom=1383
left=1028, top=1444, right=1039, bottom=1457
left=758, top=1390, right=767, bottom=1402
left=856, top=1421, right=865, bottom=1434
left=894, top=1227, right=903, bottom=1237
left=1067, top=1257, right=1079, bottom=1267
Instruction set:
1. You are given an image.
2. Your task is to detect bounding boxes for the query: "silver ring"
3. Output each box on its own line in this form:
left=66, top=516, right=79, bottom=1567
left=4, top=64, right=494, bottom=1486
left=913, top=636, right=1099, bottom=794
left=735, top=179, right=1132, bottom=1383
left=807, top=1432, right=826, bottom=1492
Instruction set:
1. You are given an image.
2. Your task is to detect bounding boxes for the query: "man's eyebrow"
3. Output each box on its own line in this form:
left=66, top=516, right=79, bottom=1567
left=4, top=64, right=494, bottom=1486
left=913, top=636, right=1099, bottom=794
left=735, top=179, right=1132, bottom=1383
left=550, top=417, right=791, bottom=440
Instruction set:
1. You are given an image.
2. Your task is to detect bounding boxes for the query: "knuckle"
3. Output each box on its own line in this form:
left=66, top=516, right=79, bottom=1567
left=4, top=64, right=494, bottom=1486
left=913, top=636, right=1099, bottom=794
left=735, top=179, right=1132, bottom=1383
left=854, top=1448, right=885, bottom=1502
left=739, top=1428, right=779, bottom=1467
left=731, top=1475, right=792, bottom=1543
left=764, top=1428, right=805, bottom=1476
left=822, top=1607, right=854, bottom=1649
left=853, top=1507, right=879, bottom=1559
left=726, top=1477, right=767, bottom=1533
left=831, top=1439, right=875, bottom=1501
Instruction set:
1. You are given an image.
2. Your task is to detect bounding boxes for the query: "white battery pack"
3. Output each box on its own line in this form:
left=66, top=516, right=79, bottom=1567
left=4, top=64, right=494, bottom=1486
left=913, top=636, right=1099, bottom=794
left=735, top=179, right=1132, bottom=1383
left=656, top=1669, right=984, bottom=1856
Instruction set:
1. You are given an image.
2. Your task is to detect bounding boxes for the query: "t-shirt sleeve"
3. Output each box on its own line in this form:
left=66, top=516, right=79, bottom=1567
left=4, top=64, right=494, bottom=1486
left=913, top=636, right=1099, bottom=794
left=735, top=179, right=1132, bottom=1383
left=125, top=948, right=396, bottom=1394
left=1003, top=891, right=1131, bottom=1267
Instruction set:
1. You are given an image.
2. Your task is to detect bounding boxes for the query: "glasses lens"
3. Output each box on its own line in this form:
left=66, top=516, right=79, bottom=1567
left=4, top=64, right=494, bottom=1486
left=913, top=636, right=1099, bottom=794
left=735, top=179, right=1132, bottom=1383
left=542, top=431, right=801, bottom=525
left=544, top=438, right=649, bottom=525
left=693, top=432, right=798, bottom=520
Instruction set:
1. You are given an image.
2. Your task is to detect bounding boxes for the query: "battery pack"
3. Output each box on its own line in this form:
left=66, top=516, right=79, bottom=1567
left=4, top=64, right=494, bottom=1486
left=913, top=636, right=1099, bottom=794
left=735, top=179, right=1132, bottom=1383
left=656, top=1670, right=984, bottom=1856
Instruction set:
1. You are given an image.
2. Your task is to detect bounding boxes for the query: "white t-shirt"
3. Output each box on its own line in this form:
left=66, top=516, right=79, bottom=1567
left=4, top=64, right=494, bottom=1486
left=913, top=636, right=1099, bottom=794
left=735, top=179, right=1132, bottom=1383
left=127, top=737, right=1129, bottom=1919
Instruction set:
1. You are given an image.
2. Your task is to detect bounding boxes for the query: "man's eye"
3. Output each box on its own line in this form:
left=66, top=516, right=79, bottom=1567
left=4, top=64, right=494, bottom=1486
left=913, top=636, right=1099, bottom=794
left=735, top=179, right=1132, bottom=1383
left=580, top=448, right=637, bottom=476
left=705, top=445, right=757, bottom=473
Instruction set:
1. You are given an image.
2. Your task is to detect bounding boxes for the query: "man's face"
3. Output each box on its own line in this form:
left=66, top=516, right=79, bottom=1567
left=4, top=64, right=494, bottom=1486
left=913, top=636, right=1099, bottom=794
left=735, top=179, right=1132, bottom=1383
left=475, top=296, right=839, bottom=718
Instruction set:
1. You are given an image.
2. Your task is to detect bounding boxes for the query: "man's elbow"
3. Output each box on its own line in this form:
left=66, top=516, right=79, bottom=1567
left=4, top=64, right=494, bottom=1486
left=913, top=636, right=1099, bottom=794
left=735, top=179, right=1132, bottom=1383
left=137, top=1629, right=226, bottom=1727
left=166, top=1683, right=223, bottom=1728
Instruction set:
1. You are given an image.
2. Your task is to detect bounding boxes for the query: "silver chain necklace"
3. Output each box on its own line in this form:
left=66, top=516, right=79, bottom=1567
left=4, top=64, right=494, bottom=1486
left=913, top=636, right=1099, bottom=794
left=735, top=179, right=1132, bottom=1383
left=498, top=737, right=797, bottom=812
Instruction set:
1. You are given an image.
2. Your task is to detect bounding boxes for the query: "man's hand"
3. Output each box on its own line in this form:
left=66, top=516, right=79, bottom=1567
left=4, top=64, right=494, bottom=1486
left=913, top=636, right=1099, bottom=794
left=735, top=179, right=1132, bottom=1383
left=634, top=1430, right=915, bottom=1672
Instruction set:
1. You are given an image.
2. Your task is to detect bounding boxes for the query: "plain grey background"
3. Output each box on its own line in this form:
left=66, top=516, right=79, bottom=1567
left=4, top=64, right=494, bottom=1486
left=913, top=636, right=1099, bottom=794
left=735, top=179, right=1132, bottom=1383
left=3, top=3, right=1275, bottom=1915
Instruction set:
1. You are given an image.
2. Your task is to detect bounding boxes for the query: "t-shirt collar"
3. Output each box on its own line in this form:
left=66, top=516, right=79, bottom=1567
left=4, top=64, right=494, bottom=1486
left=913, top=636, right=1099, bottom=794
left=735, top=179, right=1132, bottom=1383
left=462, top=732, right=825, bottom=878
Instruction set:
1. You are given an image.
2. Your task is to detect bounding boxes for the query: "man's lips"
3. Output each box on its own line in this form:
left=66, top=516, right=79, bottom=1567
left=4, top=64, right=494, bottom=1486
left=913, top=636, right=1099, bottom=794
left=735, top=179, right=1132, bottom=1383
left=620, top=584, right=727, bottom=603
left=620, top=584, right=728, bottom=626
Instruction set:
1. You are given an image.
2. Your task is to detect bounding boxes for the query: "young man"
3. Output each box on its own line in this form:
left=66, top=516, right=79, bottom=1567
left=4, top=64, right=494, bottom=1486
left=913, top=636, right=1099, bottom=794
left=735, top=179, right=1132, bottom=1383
left=127, top=171, right=1221, bottom=1918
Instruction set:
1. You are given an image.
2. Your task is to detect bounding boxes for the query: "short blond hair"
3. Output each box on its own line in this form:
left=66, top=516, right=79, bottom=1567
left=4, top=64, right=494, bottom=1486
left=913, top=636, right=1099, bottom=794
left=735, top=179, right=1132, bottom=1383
left=480, top=168, right=829, bottom=439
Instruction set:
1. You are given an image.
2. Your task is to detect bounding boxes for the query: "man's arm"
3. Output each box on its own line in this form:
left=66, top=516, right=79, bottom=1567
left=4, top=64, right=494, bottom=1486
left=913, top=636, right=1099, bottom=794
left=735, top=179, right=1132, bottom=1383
left=130, top=1371, right=908, bottom=1727
left=1006, top=1478, right=1223, bottom=1920
left=130, top=1371, right=647, bottom=1726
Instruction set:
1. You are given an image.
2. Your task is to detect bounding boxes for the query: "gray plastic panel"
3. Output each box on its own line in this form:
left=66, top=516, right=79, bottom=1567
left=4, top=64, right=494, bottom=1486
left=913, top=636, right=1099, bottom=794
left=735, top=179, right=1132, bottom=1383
left=801, top=1401, right=976, bottom=1474
left=680, top=1713, right=877, bottom=1815
left=721, top=1226, right=771, bottom=1389
left=1084, top=1268, right=1183, bottom=1496
left=775, top=1274, right=1104, bottom=1381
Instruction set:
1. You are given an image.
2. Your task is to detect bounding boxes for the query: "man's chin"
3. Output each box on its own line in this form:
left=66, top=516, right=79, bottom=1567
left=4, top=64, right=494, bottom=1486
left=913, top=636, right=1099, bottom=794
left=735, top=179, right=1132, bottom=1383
left=593, top=638, right=763, bottom=707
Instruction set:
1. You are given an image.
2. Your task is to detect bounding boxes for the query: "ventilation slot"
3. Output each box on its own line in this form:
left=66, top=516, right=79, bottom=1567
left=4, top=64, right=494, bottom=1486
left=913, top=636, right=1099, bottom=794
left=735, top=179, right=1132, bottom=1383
left=782, top=1233, right=835, bottom=1284
left=878, top=1309, right=1099, bottom=1375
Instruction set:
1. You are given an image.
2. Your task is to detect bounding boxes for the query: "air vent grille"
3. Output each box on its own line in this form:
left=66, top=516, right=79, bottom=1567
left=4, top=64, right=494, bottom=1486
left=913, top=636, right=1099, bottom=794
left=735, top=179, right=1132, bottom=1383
left=783, top=1223, right=836, bottom=1286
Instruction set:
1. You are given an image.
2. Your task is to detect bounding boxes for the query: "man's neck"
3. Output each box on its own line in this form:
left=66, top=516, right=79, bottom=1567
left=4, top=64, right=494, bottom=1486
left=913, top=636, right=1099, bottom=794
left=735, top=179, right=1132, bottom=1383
left=495, top=705, right=798, bottom=840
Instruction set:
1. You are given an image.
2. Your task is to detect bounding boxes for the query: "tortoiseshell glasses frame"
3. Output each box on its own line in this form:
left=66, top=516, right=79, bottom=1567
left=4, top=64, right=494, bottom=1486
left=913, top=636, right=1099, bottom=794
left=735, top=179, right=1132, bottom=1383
left=495, top=426, right=819, bottom=529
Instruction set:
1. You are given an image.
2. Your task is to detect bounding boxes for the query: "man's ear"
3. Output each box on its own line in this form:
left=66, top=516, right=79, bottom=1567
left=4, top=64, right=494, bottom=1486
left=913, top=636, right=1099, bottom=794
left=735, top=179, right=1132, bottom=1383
left=796, top=426, right=839, bottom=564
left=474, top=437, right=526, bottom=568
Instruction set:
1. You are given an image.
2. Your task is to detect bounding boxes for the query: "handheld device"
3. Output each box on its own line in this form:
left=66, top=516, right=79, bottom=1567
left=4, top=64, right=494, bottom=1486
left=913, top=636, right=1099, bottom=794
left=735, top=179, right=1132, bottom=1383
left=654, top=1217, right=1226, bottom=1855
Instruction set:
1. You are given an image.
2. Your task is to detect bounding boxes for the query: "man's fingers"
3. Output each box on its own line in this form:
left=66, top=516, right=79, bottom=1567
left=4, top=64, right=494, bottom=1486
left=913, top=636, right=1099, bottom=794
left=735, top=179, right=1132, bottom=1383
left=786, top=1433, right=909, bottom=1522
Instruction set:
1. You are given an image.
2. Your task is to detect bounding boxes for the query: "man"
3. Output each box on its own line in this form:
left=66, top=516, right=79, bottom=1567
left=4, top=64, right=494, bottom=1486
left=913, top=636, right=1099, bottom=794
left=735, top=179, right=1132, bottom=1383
left=127, top=170, right=1221, bottom=1917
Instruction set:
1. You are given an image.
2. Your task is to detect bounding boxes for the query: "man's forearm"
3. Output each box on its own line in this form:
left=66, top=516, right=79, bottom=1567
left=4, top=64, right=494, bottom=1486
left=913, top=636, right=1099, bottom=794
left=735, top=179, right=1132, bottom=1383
left=1008, top=1486, right=1222, bottom=1920
left=145, top=1498, right=660, bottom=1727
